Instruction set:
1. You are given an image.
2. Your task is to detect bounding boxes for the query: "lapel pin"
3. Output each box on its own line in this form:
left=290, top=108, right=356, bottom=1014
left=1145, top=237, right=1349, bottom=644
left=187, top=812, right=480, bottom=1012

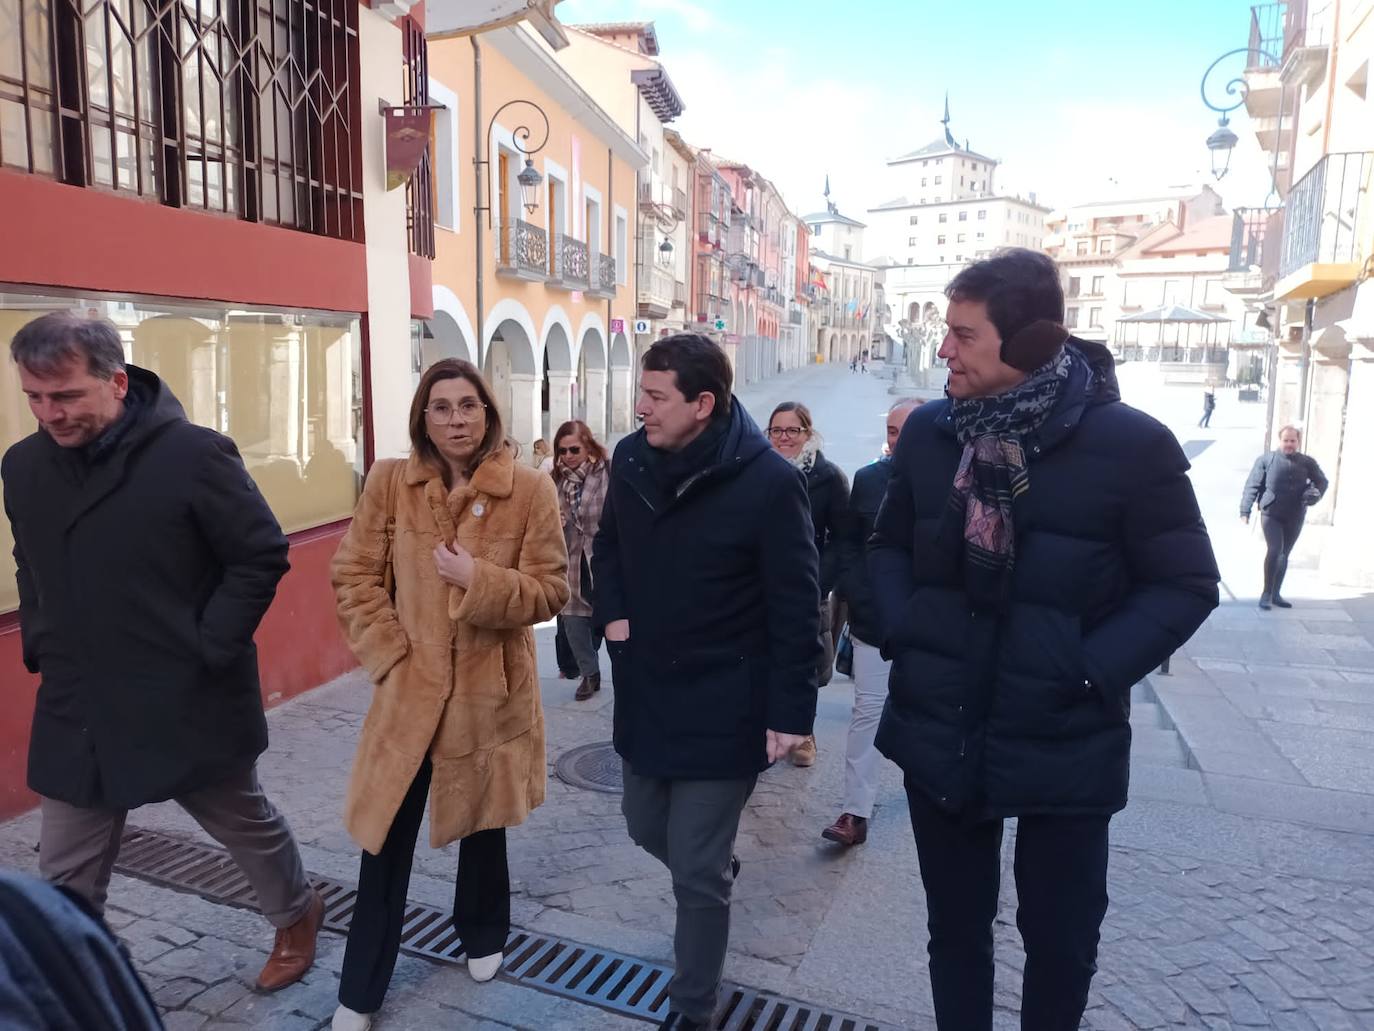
left=472, top=502, right=485, bottom=518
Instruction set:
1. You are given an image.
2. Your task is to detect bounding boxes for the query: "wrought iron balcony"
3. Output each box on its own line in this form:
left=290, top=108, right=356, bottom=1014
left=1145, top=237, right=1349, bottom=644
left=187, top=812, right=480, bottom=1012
left=1227, top=206, right=1283, bottom=274
left=673, top=278, right=687, bottom=306
left=495, top=219, right=549, bottom=282
left=1277, top=152, right=1371, bottom=297
left=589, top=252, right=617, bottom=299
left=1246, top=3, right=1285, bottom=68
left=671, top=186, right=689, bottom=219
left=789, top=307, right=803, bottom=325
left=552, top=233, right=590, bottom=290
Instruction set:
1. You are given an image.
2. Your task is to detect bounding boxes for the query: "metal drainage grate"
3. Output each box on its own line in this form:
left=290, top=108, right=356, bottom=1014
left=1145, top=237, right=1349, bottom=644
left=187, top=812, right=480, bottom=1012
left=554, top=740, right=624, bottom=793
left=114, top=826, right=898, bottom=1030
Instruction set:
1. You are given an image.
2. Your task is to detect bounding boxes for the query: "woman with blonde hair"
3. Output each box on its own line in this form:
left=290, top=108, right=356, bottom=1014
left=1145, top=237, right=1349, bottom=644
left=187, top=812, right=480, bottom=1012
left=329, top=359, right=569, bottom=1031
left=551, top=419, right=611, bottom=701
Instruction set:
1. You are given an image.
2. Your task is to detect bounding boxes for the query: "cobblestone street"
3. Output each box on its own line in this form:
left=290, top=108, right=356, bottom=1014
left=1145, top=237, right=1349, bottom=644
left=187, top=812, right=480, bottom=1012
left=1, top=363, right=1372, bottom=1029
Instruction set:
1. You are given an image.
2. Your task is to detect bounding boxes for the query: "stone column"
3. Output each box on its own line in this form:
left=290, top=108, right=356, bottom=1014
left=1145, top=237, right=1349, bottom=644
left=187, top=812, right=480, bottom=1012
left=582, top=366, right=608, bottom=439
left=1303, top=339, right=1350, bottom=527
left=1321, top=337, right=1374, bottom=587
left=546, top=370, right=574, bottom=434
left=1272, top=327, right=1306, bottom=439
left=609, top=364, right=634, bottom=433
left=508, top=371, right=540, bottom=452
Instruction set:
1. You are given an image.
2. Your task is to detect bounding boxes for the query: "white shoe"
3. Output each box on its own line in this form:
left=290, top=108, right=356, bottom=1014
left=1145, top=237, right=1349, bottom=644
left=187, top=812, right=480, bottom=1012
left=467, top=951, right=503, bottom=982
left=331, top=1004, right=373, bottom=1031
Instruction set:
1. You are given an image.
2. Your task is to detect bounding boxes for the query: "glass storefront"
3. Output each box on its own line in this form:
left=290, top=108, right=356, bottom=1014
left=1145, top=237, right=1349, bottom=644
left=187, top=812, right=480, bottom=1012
left=1, top=290, right=362, bottom=614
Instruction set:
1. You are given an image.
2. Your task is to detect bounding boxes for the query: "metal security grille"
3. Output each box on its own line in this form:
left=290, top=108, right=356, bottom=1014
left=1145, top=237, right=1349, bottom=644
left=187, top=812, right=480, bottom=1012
left=0, top=0, right=362, bottom=241
left=113, top=827, right=897, bottom=1030
left=400, top=16, right=434, bottom=259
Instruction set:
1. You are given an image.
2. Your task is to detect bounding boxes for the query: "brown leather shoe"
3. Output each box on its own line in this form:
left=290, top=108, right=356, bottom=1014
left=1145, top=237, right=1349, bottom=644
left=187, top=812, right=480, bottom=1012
left=575, top=673, right=601, bottom=701
left=790, top=735, right=817, bottom=767
left=256, top=889, right=324, bottom=992
left=821, top=813, right=868, bottom=847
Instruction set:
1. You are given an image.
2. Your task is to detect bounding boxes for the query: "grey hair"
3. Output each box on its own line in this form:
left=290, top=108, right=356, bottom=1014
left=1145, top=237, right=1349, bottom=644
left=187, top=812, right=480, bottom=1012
left=888, top=397, right=924, bottom=415
left=10, top=310, right=126, bottom=380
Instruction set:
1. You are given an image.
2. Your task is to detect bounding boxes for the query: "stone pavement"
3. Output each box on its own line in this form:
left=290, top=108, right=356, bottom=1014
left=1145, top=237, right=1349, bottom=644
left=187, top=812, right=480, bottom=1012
left=0, top=362, right=1371, bottom=1030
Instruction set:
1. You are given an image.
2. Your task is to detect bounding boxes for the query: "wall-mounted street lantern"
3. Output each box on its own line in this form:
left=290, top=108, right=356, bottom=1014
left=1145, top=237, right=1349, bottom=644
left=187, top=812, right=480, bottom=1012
left=1199, top=46, right=1283, bottom=196
left=474, top=98, right=551, bottom=227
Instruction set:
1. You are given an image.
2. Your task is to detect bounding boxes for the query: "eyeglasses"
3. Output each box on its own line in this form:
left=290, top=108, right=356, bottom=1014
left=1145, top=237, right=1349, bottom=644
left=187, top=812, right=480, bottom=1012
left=767, top=426, right=806, bottom=440
left=557, top=445, right=583, bottom=456
left=425, top=399, right=487, bottom=424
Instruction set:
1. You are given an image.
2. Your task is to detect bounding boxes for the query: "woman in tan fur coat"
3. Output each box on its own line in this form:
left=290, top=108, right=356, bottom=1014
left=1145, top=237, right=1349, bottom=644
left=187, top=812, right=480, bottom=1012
left=329, top=360, right=568, bottom=1031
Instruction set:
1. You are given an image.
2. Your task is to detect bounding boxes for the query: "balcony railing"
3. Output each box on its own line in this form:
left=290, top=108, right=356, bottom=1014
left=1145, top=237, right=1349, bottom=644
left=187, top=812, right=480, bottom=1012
left=789, top=308, right=803, bottom=325
left=1283, top=0, right=1332, bottom=65
left=1228, top=206, right=1282, bottom=272
left=1278, top=152, right=1372, bottom=280
left=589, top=252, right=617, bottom=298
left=496, top=219, right=549, bottom=280
left=673, top=279, right=688, bottom=306
left=553, top=233, right=590, bottom=289
left=638, top=265, right=674, bottom=312
left=1247, top=3, right=1285, bottom=68
left=671, top=186, right=689, bottom=218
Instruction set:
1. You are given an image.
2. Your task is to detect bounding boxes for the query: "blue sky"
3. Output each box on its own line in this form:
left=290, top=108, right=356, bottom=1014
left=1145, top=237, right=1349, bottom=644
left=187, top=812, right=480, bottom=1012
left=557, top=0, right=1276, bottom=217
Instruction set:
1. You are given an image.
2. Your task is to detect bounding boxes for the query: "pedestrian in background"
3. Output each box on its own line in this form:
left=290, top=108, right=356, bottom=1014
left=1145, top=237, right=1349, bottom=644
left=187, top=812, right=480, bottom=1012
left=593, top=334, right=820, bottom=1031
left=330, top=359, right=569, bottom=1031
left=823, top=397, right=922, bottom=848
left=870, top=250, right=1218, bottom=1030
left=767, top=401, right=849, bottom=768
left=1198, top=387, right=1216, bottom=428
left=532, top=437, right=553, bottom=470
left=552, top=419, right=610, bottom=701
left=2, top=311, right=323, bottom=995
left=1240, top=425, right=1327, bottom=611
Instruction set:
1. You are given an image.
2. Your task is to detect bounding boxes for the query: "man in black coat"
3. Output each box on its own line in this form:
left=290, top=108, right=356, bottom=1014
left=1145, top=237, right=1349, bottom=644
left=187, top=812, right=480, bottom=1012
left=822, top=396, right=922, bottom=847
left=869, top=251, right=1219, bottom=1031
left=2, top=311, right=323, bottom=992
left=592, top=334, right=821, bottom=1031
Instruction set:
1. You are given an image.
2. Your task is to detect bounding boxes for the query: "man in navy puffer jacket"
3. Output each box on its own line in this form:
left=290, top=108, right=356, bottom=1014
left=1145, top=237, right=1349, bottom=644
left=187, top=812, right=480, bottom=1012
left=870, top=250, right=1219, bottom=1031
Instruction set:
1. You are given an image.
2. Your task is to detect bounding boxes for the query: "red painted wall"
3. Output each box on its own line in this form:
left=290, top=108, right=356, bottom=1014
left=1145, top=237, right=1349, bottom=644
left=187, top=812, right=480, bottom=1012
left=0, top=171, right=368, bottom=315
left=0, top=525, right=356, bottom=822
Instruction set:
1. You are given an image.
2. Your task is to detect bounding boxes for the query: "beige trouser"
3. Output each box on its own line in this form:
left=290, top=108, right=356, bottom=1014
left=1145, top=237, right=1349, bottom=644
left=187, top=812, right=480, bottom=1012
left=38, top=764, right=314, bottom=928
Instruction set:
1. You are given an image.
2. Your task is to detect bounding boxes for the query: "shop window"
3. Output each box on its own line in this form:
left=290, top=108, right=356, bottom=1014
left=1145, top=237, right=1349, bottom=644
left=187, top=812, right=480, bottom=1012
left=0, top=293, right=363, bottom=614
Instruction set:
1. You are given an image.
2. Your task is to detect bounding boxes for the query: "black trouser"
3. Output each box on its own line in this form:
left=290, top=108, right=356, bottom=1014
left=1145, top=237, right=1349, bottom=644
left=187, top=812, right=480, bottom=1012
left=555, top=620, right=578, bottom=677
left=1261, top=509, right=1304, bottom=600
left=338, top=759, right=510, bottom=1014
left=905, top=780, right=1110, bottom=1031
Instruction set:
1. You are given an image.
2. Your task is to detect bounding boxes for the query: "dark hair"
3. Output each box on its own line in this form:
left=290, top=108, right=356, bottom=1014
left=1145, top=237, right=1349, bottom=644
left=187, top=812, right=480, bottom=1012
left=10, top=310, right=126, bottom=379
left=945, top=248, right=1065, bottom=344
left=768, top=401, right=814, bottom=434
left=552, top=419, right=608, bottom=480
left=642, top=333, right=732, bottom=419
left=408, top=359, right=507, bottom=478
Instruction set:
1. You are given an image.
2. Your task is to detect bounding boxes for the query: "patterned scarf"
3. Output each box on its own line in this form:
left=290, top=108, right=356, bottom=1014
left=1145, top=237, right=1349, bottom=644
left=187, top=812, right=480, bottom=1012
left=943, top=347, right=1075, bottom=607
left=557, top=461, right=587, bottom=522
left=784, top=437, right=820, bottom=475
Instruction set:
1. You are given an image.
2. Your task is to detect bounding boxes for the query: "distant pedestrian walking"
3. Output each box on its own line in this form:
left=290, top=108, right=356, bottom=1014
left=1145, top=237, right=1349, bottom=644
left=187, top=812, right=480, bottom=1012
left=593, top=334, right=821, bottom=1031
left=1240, top=425, right=1328, bottom=610
left=1198, top=387, right=1216, bottom=428
left=767, top=401, right=849, bottom=767
left=823, top=397, right=922, bottom=848
left=330, top=359, right=569, bottom=1030
left=552, top=419, right=610, bottom=701
left=870, top=251, right=1218, bottom=1031
left=2, top=311, right=324, bottom=996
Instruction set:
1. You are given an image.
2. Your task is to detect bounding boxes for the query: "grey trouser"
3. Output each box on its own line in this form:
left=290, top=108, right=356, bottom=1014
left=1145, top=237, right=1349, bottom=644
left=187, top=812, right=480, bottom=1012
left=39, top=763, right=314, bottom=928
left=843, top=636, right=891, bottom=819
left=560, top=614, right=601, bottom=678
left=621, top=762, right=756, bottom=1023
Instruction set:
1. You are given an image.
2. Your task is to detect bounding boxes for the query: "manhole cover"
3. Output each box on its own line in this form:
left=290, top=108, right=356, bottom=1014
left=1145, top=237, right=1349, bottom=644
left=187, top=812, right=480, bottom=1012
left=555, top=741, right=622, bottom=793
